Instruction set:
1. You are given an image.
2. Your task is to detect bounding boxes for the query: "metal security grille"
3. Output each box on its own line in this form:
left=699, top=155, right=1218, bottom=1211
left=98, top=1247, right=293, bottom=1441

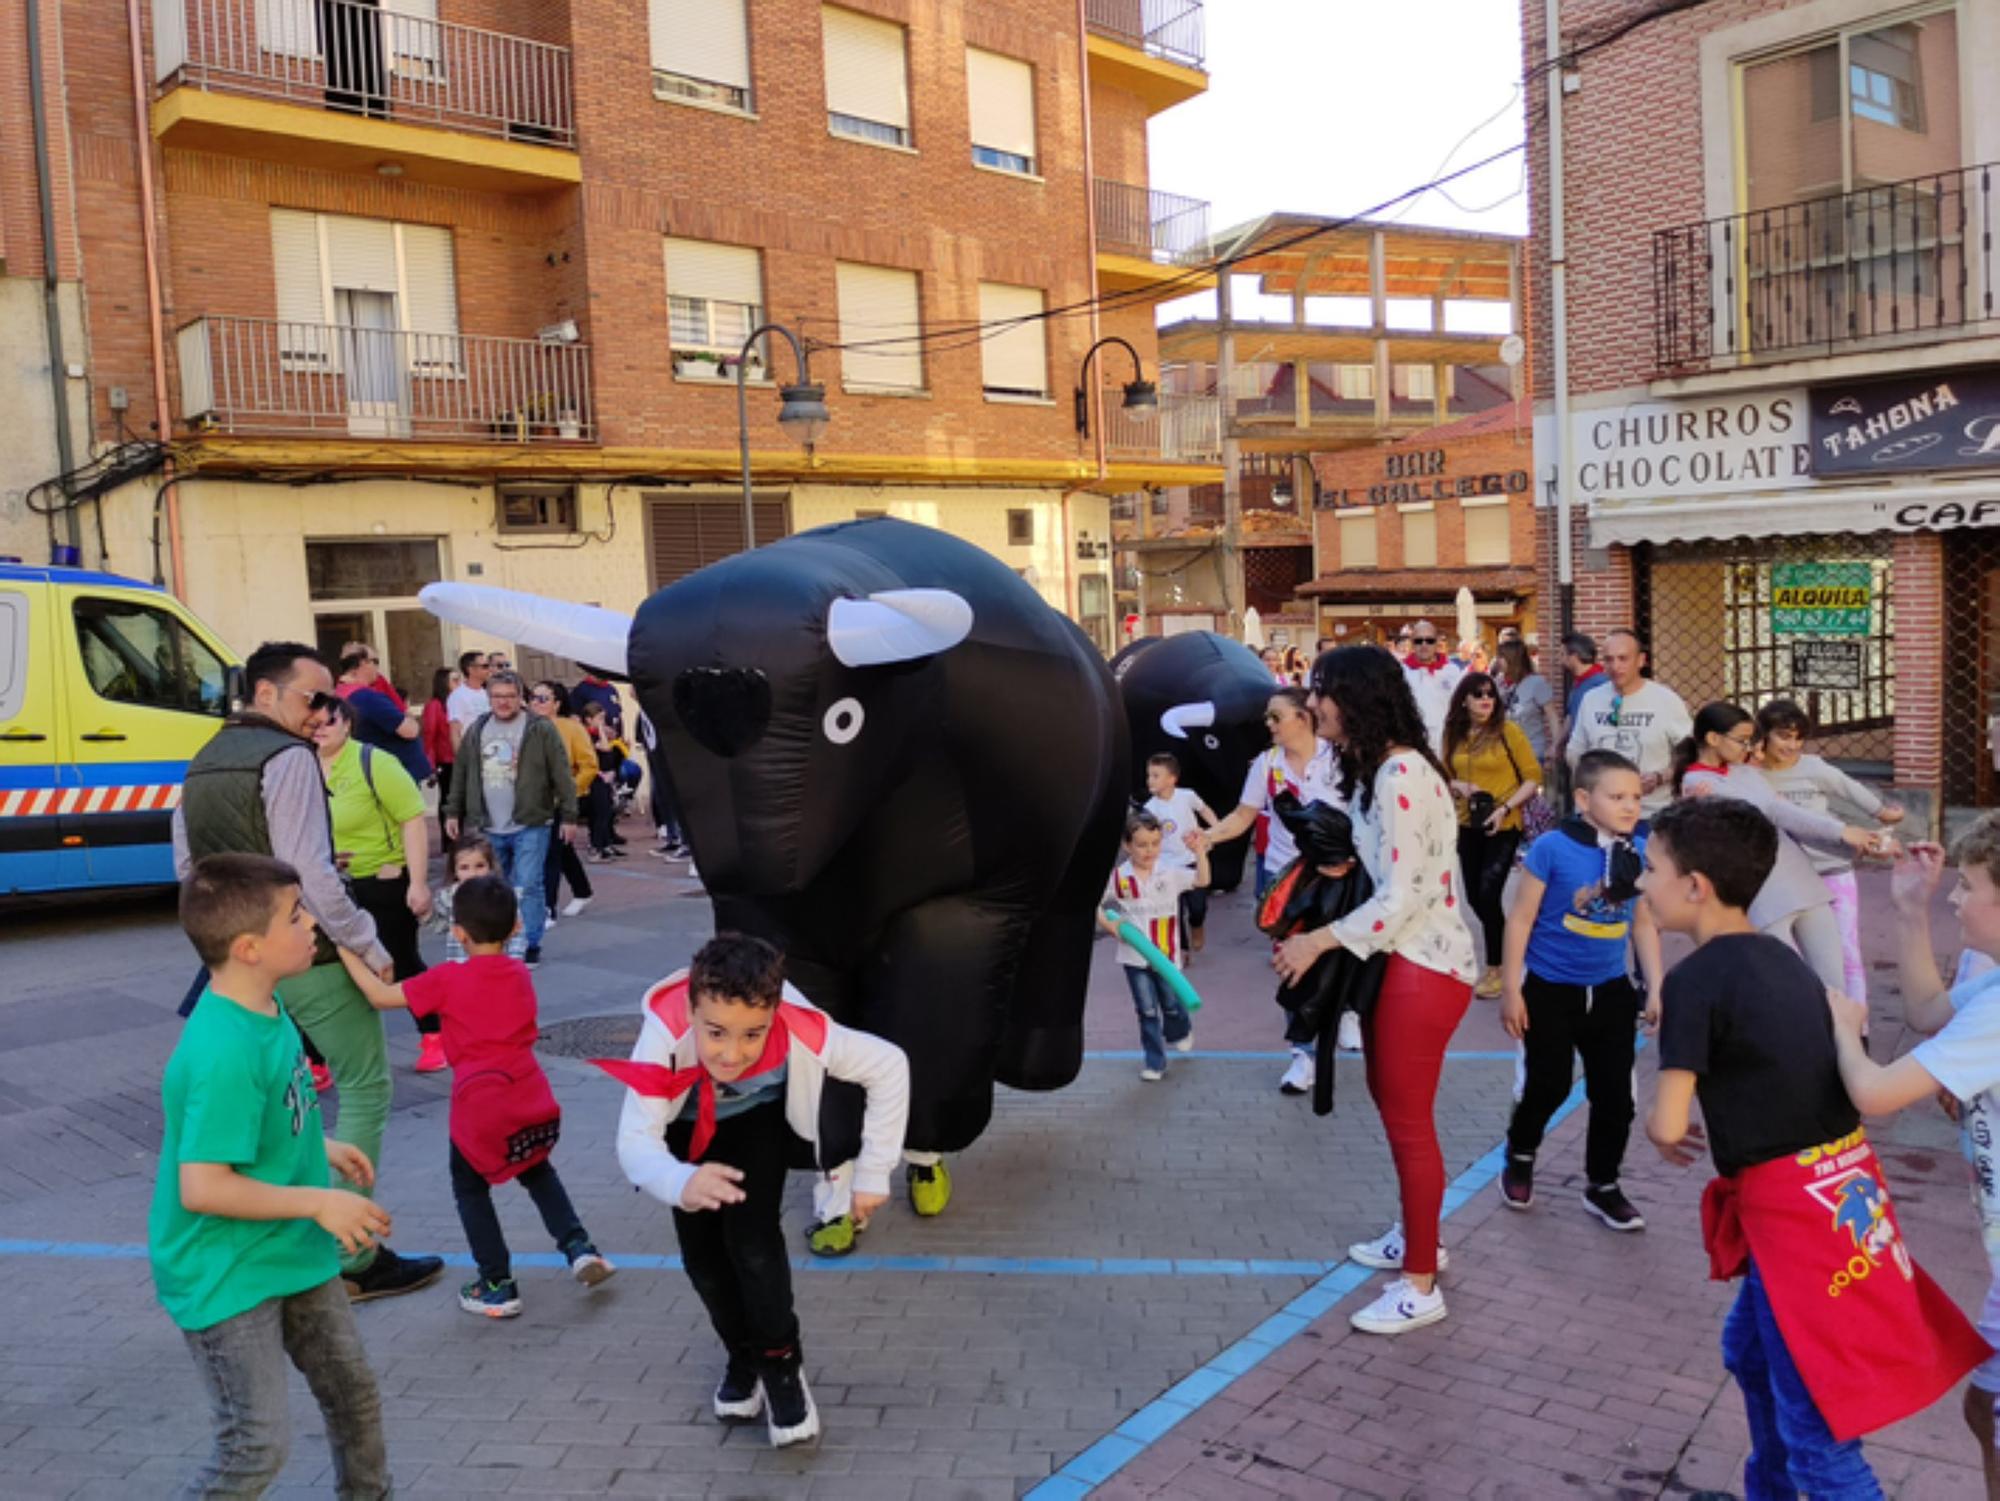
left=1635, top=534, right=1897, bottom=771
left=1943, top=528, right=2000, bottom=810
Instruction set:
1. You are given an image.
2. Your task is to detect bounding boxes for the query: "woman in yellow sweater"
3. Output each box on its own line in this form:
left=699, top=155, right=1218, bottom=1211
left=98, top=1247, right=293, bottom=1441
left=1442, top=672, right=1542, bottom=998
left=532, top=680, right=599, bottom=921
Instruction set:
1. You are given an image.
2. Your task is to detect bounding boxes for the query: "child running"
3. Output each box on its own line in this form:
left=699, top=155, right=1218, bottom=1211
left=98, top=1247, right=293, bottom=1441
left=429, top=837, right=527, bottom=963
left=1498, top=749, right=1663, bottom=1230
left=152, top=854, right=393, bottom=1497
left=603, top=932, right=910, bottom=1448
left=1143, top=752, right=1218, bottom=960
left=1818, top=819, right=2000, bottom=1497
left=341, top=875, right=615, bottom=1318
left=1643, top=799, right=1985, bottom=1499
left=1100, top=809, right=1210, bottom=1080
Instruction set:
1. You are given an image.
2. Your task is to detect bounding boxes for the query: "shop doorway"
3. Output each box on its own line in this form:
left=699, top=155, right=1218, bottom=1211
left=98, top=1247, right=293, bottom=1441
left=305, top=539, right=446, bottom=706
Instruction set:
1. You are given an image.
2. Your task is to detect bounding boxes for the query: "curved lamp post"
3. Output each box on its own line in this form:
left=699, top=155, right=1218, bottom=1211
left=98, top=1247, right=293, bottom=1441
left=737, top=322, right=830, bottom=550
left=1074, top=334, right=1159, bottom=439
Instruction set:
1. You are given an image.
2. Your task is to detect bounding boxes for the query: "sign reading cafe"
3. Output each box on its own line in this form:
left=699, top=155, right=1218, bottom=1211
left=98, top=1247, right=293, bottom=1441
left=1810, top=369, right=2000, bottom=477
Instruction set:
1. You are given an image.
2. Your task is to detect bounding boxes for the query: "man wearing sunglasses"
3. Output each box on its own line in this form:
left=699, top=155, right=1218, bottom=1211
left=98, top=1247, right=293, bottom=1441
left=174, top=642, right=445, bottom=1304
left=1399, top=619, right=1464, bottom=755
left=1563, top=628, right=1692, bottom=823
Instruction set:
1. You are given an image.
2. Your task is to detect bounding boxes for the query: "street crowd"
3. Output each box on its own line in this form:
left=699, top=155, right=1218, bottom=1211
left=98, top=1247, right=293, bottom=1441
left=147, top=627, right=2000, bottom=1500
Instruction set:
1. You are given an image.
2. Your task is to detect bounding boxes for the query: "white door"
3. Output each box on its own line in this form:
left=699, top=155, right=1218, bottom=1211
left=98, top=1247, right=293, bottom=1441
left=338, top=288, right=410, bottom=437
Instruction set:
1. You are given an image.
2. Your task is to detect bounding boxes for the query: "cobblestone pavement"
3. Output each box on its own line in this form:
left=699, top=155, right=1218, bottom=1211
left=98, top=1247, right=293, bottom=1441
left=1, top=826, right=1992, bottom=1498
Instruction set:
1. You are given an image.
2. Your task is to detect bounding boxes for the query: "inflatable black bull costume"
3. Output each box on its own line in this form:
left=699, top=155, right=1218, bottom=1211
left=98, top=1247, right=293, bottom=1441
left=424, top=517, right=1129, bottom=1158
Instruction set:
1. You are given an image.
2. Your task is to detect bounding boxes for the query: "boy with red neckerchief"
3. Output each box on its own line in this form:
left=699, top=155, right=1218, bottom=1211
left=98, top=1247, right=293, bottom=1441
left=601, top=932, right=909, bottom=1448
left=1642, top=798, right=1985, bottom=1499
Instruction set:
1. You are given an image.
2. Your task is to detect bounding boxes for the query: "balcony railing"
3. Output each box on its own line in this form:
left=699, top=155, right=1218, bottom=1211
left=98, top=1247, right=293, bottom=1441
left=1084, top=0, right=1205, bottom=70
left=176, top=316, right=594, bottom=442
left=1653, top=162, right=1997, bottom=372
left=1103, top=389, right=1221, bottom=464
left=1094, top=180, right=1210, bottom=267
left=153, top=0, right=574, bottom=147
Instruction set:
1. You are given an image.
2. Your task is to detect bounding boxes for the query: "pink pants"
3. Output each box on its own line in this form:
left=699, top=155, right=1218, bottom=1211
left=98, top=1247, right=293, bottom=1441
left=1362, top=954, right=1474, bottom=1277
left=1824, top=870, right=1867, bottom=1005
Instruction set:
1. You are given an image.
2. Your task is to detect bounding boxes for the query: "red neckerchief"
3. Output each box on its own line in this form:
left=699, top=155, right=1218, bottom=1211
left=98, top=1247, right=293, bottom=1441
left=593, top=1015, right=790, bottom=1161
left=1689, top=763, right=1731, bottom=776
left=1403, top=655, right=1449, bottom=673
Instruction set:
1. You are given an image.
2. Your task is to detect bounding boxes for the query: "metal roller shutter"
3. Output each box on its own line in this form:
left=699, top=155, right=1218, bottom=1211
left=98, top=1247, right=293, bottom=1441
left=646, top=495, right=789, bottom=590
left=822, top=6, right=909, bottom=134
left=650, top=0, right=752, bottom=92
left=835, top=263, right=923, bottom=390
left=977, top=282, right=1047, bottom=397
left=967, top=48, right=1035, bottom=166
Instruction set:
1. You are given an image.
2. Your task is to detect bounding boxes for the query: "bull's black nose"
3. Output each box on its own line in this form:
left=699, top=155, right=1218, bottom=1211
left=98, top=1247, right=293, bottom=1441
left=673, top=668, right=772, bottom=758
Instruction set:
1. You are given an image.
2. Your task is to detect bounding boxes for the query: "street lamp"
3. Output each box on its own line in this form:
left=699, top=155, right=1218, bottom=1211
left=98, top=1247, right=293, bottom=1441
left=737, top=322, right=829, bottom=550
left=1074, top=335, right=1158, bottom=438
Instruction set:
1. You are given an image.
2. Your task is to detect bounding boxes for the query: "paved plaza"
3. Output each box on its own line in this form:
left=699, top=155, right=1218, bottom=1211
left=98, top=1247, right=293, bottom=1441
left=0, top=840, right=1992, bottom=1498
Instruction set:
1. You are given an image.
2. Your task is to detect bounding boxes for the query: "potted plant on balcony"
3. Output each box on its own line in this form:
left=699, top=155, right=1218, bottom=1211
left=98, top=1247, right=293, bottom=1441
left=673, top=349, right=725, bottom=380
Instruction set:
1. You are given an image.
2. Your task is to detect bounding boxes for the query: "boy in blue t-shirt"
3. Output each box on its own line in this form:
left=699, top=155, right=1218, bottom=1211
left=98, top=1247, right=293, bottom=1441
left=1498, top=749, right=1665, bottom=1230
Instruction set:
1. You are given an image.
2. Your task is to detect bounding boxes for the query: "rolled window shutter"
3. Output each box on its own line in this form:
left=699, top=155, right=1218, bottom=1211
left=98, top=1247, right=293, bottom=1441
left=399, top=224, right=459, bottom=373
left=822, top=6, right=908, bottom=130
left=270, top=209, right=328, bottom=365
left=967, top=49, right=1035, bottom=163
left=324, top=215, right=400, bottom=294
left=835, top=263, right=922, bottom=390
left=384, top=0, right=440, bottom=70
left=1338, top=512, right=1377, bottom=568
left=978, top=282, right=1047, bottom=395
left=663, top=238, right=763, bottom=307
left=254, top=0, right=317, bottom=60
left=651, top=0, right=751, bottom=89
left=1464, top=506, right=1510, bottom=566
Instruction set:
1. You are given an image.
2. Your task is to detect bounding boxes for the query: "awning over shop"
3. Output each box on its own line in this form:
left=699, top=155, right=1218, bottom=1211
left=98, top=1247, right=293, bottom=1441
left=1588, top=480, right=2000, bottom=548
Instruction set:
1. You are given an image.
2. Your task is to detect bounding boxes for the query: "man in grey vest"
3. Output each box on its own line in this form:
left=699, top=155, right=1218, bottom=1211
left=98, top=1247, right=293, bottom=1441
left=172, top=642, right=443, bottom=1302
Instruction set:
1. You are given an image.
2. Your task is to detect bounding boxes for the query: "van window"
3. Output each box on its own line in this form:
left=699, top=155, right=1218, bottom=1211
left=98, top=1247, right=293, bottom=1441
left=0, top=591, right=26, bottom=722
left=72, top=596, right=228, bottom=717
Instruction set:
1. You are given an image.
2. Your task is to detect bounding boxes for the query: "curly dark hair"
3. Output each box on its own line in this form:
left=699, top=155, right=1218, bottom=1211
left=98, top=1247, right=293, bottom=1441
left=690, top=931, right=787, bottom=1009
left=1310, top=645, right=1447, bottom=812
left=1440, top=671, right=1506, bottom=772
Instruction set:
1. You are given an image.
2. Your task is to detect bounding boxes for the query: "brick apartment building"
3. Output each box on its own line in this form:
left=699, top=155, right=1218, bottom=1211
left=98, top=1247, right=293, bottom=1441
left=1527, top=0, right=2000, bottom=830
left=0, top=0, right=1219, bottom=684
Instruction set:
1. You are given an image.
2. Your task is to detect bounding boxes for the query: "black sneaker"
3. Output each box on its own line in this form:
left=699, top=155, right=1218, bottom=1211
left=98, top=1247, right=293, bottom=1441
left=713, top=1356, right=763, bottom=1421
left=1583, top=1183, right=1646, bottom=1232
left=343, top=1244, right=446, bottom=1302
left=523, top=945, right=543, bottom=970
left=761, top=1358, right=820, bottom=1448
left=1499, top=1156, right=1535, bottom=1210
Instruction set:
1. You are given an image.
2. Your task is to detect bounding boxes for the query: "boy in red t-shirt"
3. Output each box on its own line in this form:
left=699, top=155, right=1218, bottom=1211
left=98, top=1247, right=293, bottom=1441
left=341, top=876, right=614, bottom=1317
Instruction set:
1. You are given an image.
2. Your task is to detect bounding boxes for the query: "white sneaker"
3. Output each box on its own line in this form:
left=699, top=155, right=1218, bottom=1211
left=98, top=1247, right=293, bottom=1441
left=1336, top=1013, right=1364, bottom=1052
left=1279, top=1050, right=1312, bottom=1095
left=1349, top=1276, right=1447, bottom=1336
left=1172, top=1033, right=1195, bottom=1054
left=1139, top=1067, right=1164, bottom=1082
left=542, top=914, right=557, bottom=930
left=561, top=896, right=591, bottom=919
left=1346, top=1223, right=1449, bottom=1272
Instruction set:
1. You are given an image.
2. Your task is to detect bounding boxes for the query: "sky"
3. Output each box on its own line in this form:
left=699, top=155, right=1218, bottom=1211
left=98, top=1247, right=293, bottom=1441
left=1148, top=0, right=1531, bottom=327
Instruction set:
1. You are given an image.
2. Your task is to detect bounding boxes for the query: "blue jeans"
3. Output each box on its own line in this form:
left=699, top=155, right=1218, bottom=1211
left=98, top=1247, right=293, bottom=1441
left=178, top=1276, right=389, bottom=1498
left=1721, top=1260, right=1883, bottom=1501
left=1124, top=964, right=1191, bottom=1071
left=487, top=823, right=552, bottom=948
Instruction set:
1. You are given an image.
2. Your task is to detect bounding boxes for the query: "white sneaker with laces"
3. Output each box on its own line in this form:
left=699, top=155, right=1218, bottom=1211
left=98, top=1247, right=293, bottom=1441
left=1349, top=1276, right=1447, bottom=1335
left=1278, top=1050, right=1313, bottom=1095
left=1346, top=1222, right=1449, bottom=1271
left=1336, top=1012, right=1364, bottom=1052
left=561, top=896, right=592, bottom=919
left=1172, top=1033, right=1195, bottom=1054
left=1139, top=1067, right=1164, bottom=1082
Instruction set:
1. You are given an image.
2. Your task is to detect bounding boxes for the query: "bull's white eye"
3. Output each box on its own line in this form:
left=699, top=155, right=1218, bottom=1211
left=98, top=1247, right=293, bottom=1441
left=823, top=697, right=865, bottom=744
left=1202, top=733, right=1221, bottom=750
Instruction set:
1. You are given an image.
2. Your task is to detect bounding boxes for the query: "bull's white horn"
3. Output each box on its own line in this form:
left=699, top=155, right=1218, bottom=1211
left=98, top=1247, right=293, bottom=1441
left=1159, top=701, right=1217, bottom=741
left=418, top=583, right=632, bottom=676
left=827, top=589, right=974, bottom=668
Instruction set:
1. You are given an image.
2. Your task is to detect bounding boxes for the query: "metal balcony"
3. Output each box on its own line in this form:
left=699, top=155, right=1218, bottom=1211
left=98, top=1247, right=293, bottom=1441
left=1084, top=0, right=1205, bottom=70
left=176, top=317, right=594, bottom=442
left=1102, top=389, right=1221, bottom=464
left=153, top=0, right=574, bottom=147
left=1094, top=180, right=1210, bottom=266
left=1653, top=162, right=1997, bottom=372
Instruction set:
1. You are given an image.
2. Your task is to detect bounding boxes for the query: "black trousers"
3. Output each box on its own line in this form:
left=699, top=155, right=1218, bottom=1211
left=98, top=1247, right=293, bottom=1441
left=647, top=742, right=683, bottom=844
left=1505, top=970, right=1640, bottom=1187
left=448, top=1144, right=585, bottom=1284
left=543, top=834, right=595, bottom=911
left=349, top=868, right=439, bottom=1036
left=585, top=779, right=618, bottom=853
left=1456, top=824, right=1521, bottom=968
left=668, top=1100, right=801, bottom=1366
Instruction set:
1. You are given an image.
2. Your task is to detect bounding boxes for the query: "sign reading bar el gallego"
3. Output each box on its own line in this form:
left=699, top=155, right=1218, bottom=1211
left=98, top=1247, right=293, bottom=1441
left=1811, top=368, right=2000, bottom=477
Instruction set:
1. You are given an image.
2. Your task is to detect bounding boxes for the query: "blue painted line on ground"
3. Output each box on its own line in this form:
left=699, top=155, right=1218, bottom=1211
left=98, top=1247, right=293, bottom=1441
left=1026, top=1037, right=1651, bottom=1498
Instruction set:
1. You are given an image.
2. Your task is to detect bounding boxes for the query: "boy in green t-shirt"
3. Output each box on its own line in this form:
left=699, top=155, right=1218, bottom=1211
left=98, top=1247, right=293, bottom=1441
left=151, top=854, right=395, bottom=1497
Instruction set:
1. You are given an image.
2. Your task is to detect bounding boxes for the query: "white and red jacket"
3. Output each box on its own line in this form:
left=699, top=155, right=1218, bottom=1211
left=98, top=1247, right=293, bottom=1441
left=611, top=971, right=910, bottom=1212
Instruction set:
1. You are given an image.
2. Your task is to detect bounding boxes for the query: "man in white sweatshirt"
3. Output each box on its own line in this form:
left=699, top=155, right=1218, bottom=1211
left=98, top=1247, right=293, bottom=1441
left=1401, top=619, right=1464, bottom=754
left=1563, top=628, right=1692, bottom=824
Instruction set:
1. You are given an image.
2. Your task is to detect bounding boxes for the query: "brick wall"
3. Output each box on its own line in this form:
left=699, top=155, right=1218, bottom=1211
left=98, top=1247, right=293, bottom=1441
left=1313, top=425, right=1535, bottom=575
left=1893, top=530, right=1945, bottom=789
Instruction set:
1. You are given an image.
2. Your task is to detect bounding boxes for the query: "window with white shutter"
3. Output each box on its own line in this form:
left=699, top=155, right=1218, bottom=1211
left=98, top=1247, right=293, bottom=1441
left=1401, top=506, right=1437, bottom=568
left=399, top=224, right=461, bottom=373
left=835, top=263, right=923, bottom=391
left=1337, top=511, right=1378, bottom=569
left=267, top=210, right=461, bottom=373
left=967, top=49, right=1035, bottom=174
left=977, top=283, right=1047, bottom=399
left=651, top=0, right=753, bottom=111
left=271, top=209, right=331, bottom=370
left=1462, top=501, right=1511, bottom=566
left=664, top=238, right=765, bottom=371
left=823, top=7, right=910, bottom=147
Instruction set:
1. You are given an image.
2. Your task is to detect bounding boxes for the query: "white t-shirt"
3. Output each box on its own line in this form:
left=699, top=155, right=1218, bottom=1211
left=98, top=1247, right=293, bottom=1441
left=1103, top=859, right=1197, bottom=967
left=1563, top=678, right=1693, bottom=815
left=1239, top=742, right=1342, bottom=872
left=1145, top=788, right=1211, bottom=870
left=1402, top=658, right=1464, bottom=754
left=446, top=683, right=491, bottom=742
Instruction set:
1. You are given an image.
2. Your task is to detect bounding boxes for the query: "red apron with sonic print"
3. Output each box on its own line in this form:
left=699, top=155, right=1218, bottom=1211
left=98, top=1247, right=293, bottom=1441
left=1701, top=1128, right=1988, bottom=1441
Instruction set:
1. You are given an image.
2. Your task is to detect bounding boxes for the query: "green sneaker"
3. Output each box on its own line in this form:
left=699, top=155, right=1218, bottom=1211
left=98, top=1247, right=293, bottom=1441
left=805, top=1215, right=858, bottom=1258
left=907, top=1159, right=952, bottom=1217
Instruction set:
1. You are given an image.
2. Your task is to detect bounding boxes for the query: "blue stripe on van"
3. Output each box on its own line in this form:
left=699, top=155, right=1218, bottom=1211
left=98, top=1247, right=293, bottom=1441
left=0, top=761, right=188, bottom=791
